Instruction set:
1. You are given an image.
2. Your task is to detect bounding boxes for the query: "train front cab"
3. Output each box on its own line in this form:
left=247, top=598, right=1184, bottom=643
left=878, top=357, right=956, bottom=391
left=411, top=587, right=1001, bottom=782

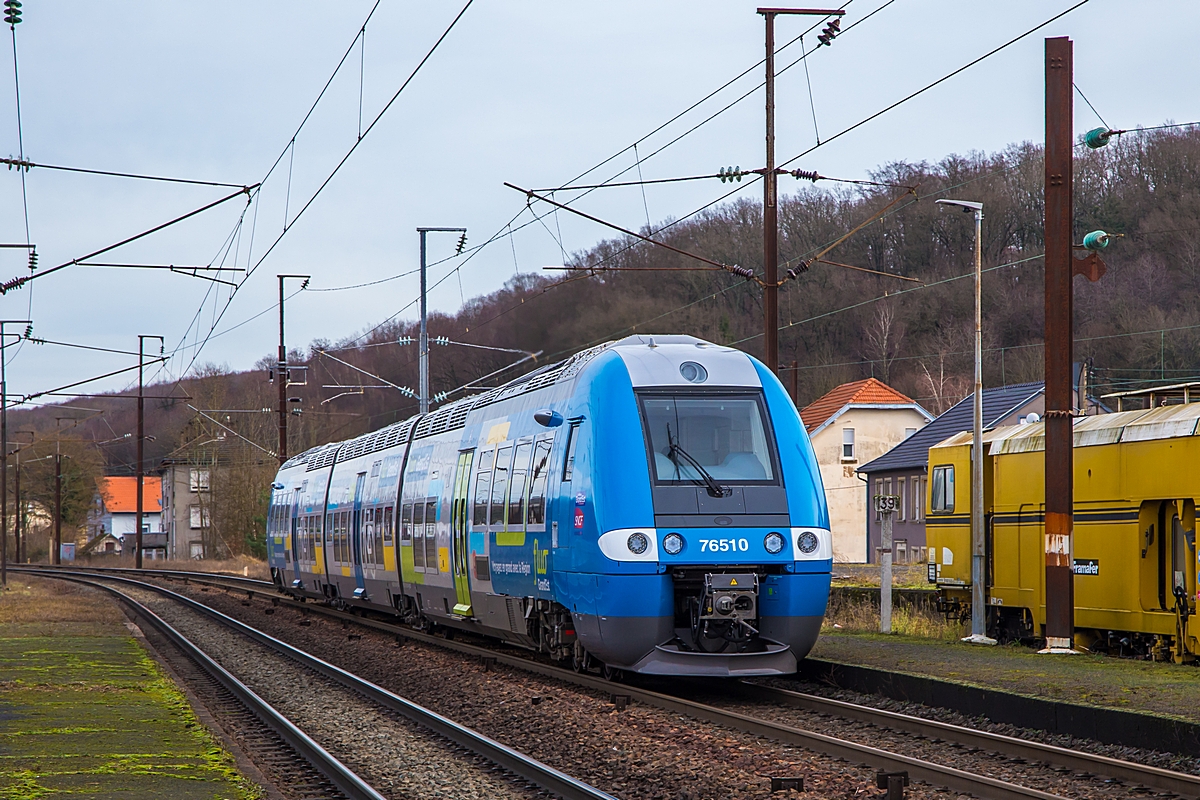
left=558, top=339, right=832, bottom=677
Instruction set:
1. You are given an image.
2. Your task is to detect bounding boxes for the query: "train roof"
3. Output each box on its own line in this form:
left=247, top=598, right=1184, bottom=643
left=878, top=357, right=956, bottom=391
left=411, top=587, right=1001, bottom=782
left=931, top=402, right=1200, bottom=455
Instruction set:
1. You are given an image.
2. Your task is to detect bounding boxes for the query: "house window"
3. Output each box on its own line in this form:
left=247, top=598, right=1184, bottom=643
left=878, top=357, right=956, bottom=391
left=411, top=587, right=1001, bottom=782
left=189, top=504, right=209, bottom=529
left=905, top=427, right=917, bottom=439
left=931, top=465, right=955, bottom=513
left=189, top=542, right=204, bottom=559
left=874, top=479, right=882, bottom=520
left=189, top=468, right=210, bottom=492
left=842, top=428, right=855, bottom=461
left=898, top=477, right=907, bottom=521
left=912, top=476, right=923, bottom=521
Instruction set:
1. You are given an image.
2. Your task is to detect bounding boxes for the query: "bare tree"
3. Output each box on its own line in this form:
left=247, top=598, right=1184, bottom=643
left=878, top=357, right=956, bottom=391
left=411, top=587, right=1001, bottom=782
left=863, top=301, right=905, bottom=384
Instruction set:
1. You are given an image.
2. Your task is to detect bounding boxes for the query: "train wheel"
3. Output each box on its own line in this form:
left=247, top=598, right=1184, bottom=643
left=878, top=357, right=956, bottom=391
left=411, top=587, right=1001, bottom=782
left=602, top=663, right=623, bottom=682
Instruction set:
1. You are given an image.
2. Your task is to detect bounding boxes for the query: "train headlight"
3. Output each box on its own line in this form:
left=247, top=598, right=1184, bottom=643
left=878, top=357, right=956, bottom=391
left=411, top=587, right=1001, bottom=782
left=663, top=532, right=685, bottom=555
left=679, top=361, right=708, bottom=383
left=796, top=530, right=820, bottom=554
left=764, top=531, right=785, bottom=554
left=627, top=532, right=649, bottom=555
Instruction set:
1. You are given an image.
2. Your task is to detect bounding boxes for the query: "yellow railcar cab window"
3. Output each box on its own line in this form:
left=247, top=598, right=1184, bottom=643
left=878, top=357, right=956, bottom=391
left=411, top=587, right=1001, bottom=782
left=931, top=465, right=955, bottom=513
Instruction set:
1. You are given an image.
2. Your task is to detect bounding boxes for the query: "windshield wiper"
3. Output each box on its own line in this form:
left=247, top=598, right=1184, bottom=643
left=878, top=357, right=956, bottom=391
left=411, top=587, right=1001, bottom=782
left=666, top=424, right=730, bottom=498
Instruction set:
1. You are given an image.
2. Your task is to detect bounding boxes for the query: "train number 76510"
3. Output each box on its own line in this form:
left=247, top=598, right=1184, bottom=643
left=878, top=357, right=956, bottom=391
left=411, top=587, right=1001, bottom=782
left=700, top=538, right=750, bottom=553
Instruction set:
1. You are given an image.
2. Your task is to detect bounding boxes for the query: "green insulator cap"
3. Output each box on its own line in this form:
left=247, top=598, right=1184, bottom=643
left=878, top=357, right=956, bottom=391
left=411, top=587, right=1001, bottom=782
left=1082, top=230, right=1110, bottom=251
left=1084, top=127, right=1111, bottom=149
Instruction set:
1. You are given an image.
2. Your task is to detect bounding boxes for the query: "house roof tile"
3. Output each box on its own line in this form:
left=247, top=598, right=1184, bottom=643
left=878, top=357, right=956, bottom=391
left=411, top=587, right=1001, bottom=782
left=97, top=476, right=162, bottom=513
left=799, top=378, right=920, bottom=433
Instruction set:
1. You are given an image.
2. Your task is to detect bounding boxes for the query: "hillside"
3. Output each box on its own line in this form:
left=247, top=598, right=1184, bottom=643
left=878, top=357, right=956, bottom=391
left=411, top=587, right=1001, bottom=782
left=12, top=124, right=1200, bottom=555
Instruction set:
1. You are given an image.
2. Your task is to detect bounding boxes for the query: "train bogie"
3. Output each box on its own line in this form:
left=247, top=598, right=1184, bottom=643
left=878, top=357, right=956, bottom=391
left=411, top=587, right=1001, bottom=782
left=267, top=335, right=832, bottom=675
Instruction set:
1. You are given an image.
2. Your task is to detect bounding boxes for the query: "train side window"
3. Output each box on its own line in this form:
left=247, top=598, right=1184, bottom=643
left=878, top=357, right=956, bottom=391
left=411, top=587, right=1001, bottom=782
left=382, top=506, right=394, bottom=545
left=412, top=501, right=426, bottom=569
left=563, top=423, right=580, bottom=481
left=508, top=442, right=533, bottom=530
left=526, top=439, right=553, bottom=527
left=473, top=449, right=493, bottom=528
left=401, top=503, right=412, bottom=543
left=424, top=497, right=439, bottom=573
left=491, top=446, right=512, bottom=527
left=931, top=465, right=955, bottom=513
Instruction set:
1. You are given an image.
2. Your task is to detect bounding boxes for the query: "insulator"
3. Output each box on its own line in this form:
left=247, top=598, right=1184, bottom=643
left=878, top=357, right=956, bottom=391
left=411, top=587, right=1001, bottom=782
left=26, top=248, right=36, bottom=270
left=22, top=323, right=31, bottom=338
left=1084, top=127, right=1112, bottom=149
left=727, top=265, right=754, bottom=279
left=300, top=277, right=310, bottom=289
left=791, top=169, right=820, bottom=182
left=0, top=274, right=27, bottom=294
left=456, top=232, right=468, bottom=255
left=1082, top=230, right=1111, bottom=251
left=3, top=0, right=20, bottom=26
left=397, top=335, right=413, bottom=346
left=786, top=263, right=811, bottom=280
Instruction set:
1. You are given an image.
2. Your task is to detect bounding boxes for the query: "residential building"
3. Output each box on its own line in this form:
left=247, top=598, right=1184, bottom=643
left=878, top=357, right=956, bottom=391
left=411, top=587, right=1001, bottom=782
left=799, top=378, right=933, bottom=562
left=858, top=382, right=1046, bottom=564
left=89, top=476, right=166, bottom=558
left=160, top=459, right=213, bottom=560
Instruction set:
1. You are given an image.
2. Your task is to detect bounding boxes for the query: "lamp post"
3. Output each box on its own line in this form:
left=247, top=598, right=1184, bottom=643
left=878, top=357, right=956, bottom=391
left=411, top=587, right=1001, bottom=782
left=936, top=198, right=995, bottom=646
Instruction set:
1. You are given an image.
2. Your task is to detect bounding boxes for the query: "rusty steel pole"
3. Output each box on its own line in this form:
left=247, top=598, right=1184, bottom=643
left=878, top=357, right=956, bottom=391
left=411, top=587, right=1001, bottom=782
left=276, top=275, right=310, bottom=466
left=757, top=8, right=843, bottom=375
left=1042, top=36, right=1075, bottom=653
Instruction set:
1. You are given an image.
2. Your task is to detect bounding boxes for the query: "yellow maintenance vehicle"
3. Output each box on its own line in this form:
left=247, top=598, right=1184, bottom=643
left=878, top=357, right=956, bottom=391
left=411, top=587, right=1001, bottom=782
left=926, top=403, right=1200, bottom=661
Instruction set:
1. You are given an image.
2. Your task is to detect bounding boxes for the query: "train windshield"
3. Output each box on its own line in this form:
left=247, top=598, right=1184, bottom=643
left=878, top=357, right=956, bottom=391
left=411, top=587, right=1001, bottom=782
left=639, top=393, right=777, bottom=484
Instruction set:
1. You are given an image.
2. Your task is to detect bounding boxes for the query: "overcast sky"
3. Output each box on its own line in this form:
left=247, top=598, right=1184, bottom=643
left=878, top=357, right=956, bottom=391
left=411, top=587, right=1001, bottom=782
left=0, top=0, right=1195, bottom=403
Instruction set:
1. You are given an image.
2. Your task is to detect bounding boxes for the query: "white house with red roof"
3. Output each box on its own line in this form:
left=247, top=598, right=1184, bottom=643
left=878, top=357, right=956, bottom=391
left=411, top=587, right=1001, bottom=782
left=799, top=378, right=933, bottom=562
left=88, top=476, right=165, bottom=557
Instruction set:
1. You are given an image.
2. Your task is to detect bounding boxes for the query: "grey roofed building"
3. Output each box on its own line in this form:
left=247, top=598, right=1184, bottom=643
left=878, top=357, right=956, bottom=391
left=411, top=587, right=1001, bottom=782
left=857, top=382, right=1046, bottom=565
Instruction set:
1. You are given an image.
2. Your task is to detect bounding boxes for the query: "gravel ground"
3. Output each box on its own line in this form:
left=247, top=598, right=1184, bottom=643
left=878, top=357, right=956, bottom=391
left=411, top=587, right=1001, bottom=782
left=146, top=581, right=1099, bottom=800
left=762, top=676, right=1200, bottom=777
left=118, top=585, right=543, bottom=800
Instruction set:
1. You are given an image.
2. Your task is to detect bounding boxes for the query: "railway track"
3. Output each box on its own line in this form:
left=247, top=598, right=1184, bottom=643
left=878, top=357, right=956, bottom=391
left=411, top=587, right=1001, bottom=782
left=25, top=569, right=615, bottom=800
left=34, top=565, right=1200, bottom=800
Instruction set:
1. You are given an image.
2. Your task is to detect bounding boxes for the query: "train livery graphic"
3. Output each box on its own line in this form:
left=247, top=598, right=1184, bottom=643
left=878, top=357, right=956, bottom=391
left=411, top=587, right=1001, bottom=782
left=266, top=335, right=832, bottom=676
left=927, top=403, right=1200, bottom=662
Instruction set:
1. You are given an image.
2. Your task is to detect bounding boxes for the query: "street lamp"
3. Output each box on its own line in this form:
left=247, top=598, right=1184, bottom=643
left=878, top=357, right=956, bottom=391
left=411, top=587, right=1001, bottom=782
left=936, top=198, right=995, bottom=646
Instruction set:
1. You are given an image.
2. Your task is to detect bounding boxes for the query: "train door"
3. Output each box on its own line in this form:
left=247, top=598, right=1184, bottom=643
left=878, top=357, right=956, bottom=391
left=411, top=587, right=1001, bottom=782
left=1172, top=500, right=1196, bottom=614
left=351, top=472, right=367, bottom=598
left=288, top=488, right=302, bottom=588
left=451, top=450, right=474, bottom=615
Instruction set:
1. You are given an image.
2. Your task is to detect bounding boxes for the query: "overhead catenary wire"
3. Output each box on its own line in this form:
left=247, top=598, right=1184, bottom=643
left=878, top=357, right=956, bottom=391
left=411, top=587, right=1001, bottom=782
left=0, top=185, right=257, bottom=294
left=169, top=0, right=475, bottom=383
left=0, top=156, right=249, bottom=189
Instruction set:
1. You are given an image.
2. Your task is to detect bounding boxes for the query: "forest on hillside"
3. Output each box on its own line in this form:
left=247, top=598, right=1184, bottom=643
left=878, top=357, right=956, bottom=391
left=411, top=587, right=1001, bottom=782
left=13, top=124, right=1200, bottom=557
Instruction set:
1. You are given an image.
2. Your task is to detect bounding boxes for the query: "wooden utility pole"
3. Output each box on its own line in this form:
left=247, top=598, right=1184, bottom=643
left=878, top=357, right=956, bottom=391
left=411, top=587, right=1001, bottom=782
left=1042, top=36, right=1075, bottom=652
left=758, top=8, right=843, bottom=374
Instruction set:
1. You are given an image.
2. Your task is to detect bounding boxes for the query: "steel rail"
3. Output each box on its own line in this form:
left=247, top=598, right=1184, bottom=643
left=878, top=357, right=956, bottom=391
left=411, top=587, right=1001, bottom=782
left=25, top=569, right=617, bottom=800
left=728, top=682, right=1200, bottom=799
left=50, top=574, right=387, bottom=800
left=40, top=566, right=1200, bottom=798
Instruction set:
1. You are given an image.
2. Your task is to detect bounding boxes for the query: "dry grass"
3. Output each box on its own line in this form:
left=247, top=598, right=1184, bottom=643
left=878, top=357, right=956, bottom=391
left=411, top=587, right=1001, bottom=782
left=74, top=554, right=270, bottom=580
left=0, top=576, right=127, bottom=636
left=824, top=593, right=967, bottom=641
left=831, top=562, right=931, bottom=589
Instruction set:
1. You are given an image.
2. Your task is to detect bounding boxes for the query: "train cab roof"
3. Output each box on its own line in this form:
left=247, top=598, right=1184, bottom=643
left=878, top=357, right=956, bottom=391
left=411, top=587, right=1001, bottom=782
left=607, top=334, right=763, bottom=388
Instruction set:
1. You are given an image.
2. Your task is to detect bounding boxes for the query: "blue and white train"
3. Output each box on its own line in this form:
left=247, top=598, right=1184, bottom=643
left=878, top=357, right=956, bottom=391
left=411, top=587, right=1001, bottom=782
left=266, top=335, right=831, bottom=676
